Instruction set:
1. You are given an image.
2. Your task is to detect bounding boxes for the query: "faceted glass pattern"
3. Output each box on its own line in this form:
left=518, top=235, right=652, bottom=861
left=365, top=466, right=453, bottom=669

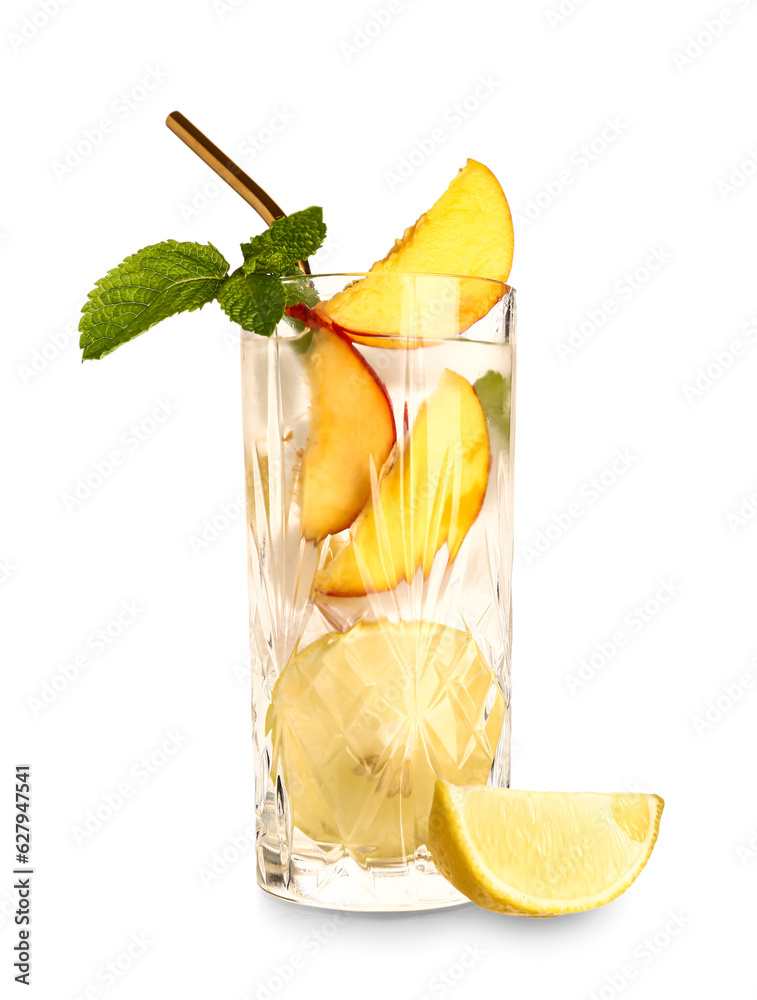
left=241, top=275, right=515, bottom=910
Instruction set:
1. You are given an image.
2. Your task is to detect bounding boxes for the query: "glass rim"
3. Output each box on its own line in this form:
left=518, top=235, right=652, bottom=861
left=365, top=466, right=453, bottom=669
left=281, top=271, right=515, bottom=294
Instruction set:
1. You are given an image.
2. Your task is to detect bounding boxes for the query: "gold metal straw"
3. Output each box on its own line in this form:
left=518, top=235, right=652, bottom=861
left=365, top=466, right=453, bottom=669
left=166, top=111, right=310, bottom=274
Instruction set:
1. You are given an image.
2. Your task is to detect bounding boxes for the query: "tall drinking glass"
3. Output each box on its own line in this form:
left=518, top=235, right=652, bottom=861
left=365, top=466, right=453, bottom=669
left=241, top=274, right=515, bottom=910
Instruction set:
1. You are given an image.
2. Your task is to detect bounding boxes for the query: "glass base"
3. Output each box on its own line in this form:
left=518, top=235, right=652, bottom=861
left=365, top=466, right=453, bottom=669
left=257, top=838, right=468, bottom=912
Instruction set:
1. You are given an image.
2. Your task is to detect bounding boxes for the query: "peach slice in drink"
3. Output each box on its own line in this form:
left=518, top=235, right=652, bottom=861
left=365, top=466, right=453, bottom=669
left=315, top=369, right=489, bottom=596
left=309, top=159, right=513, bottom=347
left=300, top=327, right=396, bottom=542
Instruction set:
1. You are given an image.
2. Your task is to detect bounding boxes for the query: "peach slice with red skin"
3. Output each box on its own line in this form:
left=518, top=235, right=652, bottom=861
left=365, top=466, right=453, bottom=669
left=300, top=327, right=396, bottom=542
left=310, top=159, right=514, bottom=347
left=314, top=369, right=490, bottom=596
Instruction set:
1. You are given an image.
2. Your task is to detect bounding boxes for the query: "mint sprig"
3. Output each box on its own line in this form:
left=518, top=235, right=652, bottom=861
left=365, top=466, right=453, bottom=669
left=79, top=206, right=326, bottom=359
left=241, top=206, right=326, bottom=276
left=282, top=277, right=320, bottom=310
left=474, top=370, right=511, bottom=444
left=79, top=241, right=230, bottom=360
left=217, top=273, right=286, bottom=338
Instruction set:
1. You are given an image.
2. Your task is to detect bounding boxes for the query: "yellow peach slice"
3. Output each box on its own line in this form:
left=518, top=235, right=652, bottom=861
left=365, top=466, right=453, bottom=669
left=314, top=369, right=489, bottom=595
left=301, top=328, right=396, bottom=542
left=313, top=159, right=513, bottom=346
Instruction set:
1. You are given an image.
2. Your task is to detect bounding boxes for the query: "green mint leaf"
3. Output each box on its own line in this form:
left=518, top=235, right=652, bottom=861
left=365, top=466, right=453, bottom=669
left=239, top=230, right=273, bottom=270
left=281, top=277, right=320, bottom=338
left=282, top=277, right=320, bottom=309
left=79, top=241, right=229, bottom=360
left=474, top=369, right=511, bottom=444
left=217, top=272, right=286, bottom=337
left=241, top=206, right=326, bottom=276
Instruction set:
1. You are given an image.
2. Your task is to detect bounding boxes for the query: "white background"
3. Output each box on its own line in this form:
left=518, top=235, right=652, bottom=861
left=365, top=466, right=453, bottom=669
left=3, top=0, right=757, bottom=997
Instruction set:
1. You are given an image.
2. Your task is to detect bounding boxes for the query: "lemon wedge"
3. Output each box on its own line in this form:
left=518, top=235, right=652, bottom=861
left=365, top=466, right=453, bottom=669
left=429, top=782, right=664, bottom=916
